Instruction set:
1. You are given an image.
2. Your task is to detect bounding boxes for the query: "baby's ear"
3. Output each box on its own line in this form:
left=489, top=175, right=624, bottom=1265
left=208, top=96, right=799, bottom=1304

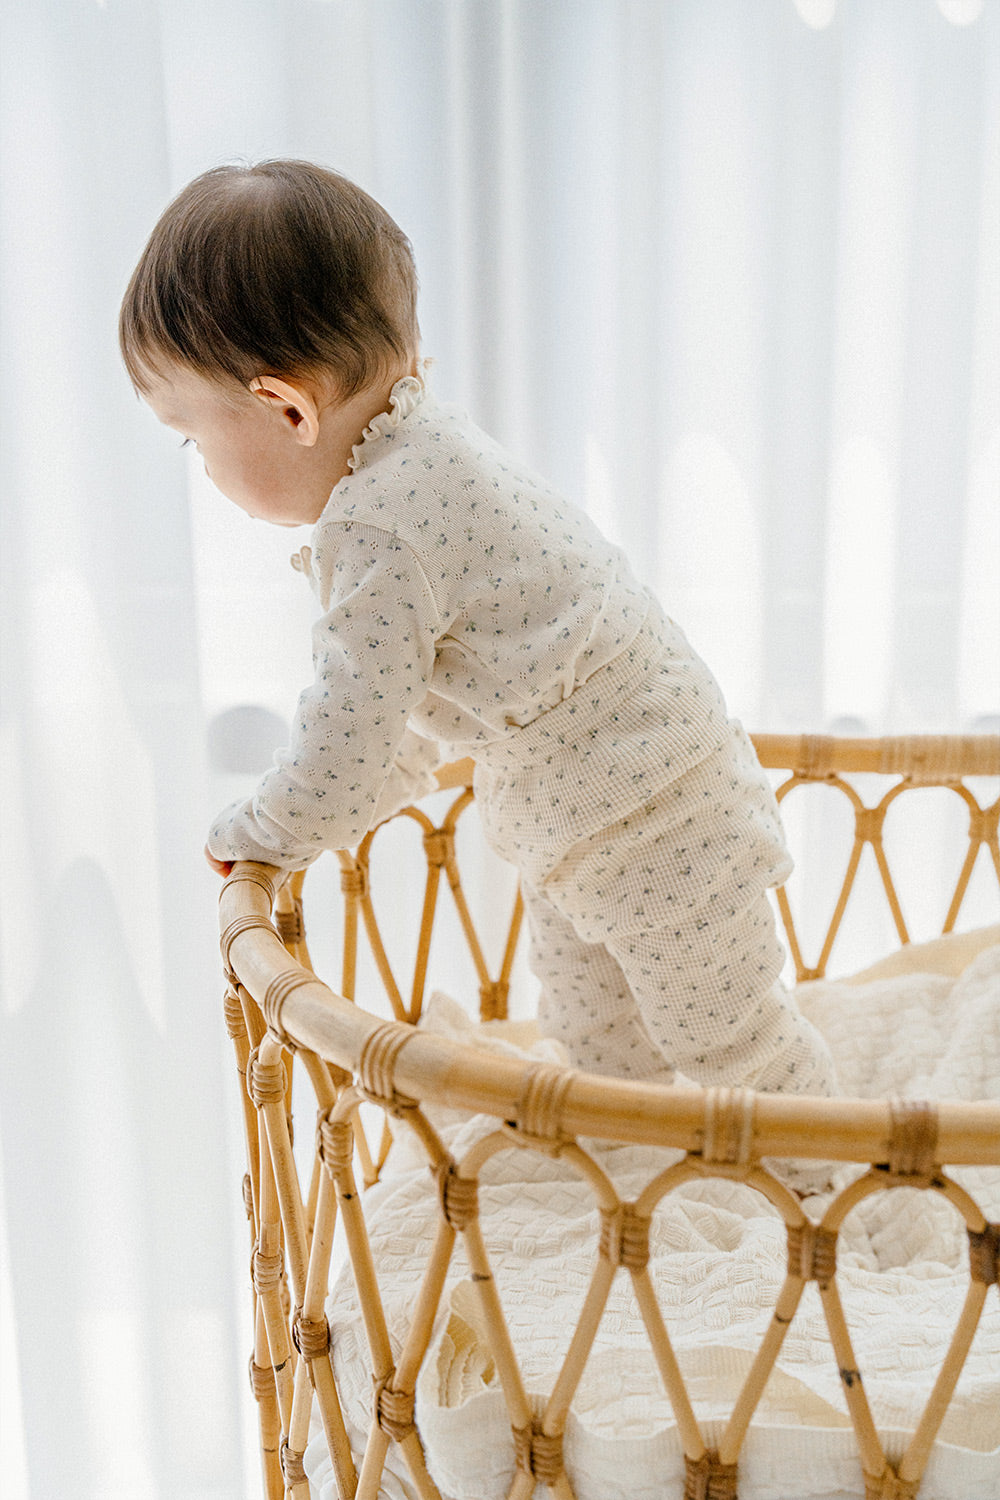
left=248, top=375, right=320, bottom=446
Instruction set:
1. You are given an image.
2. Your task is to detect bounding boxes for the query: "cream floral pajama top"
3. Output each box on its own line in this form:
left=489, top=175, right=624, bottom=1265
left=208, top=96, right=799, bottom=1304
left=207, top=375, right=836, bottom=1099
left=207, top=373, right=732, bottom=870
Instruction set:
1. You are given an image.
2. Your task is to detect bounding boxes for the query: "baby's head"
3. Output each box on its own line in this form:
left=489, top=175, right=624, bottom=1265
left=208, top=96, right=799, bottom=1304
left=120, top=160, right=420, bottom=524
left=121, top=158, right=419, bottom=398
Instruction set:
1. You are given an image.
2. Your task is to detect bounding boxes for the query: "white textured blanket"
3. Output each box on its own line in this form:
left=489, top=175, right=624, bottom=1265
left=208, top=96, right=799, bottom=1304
left=306, top=938, right=1000, bottom=1500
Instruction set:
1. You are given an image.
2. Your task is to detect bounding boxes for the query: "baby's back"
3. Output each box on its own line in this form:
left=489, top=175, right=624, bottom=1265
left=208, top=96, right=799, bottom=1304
left=314, top=385, right=652, bottom=746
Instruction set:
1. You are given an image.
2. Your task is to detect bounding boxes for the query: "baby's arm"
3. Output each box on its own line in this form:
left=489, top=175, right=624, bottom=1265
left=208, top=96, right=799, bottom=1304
left=207, top=525, right=441, bottom=870
left=369, top=723, right=443, bottom=824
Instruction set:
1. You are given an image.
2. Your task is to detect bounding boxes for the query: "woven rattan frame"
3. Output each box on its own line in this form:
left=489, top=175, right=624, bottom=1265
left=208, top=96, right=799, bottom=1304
left=220, top=734, right=1000, bottom=1500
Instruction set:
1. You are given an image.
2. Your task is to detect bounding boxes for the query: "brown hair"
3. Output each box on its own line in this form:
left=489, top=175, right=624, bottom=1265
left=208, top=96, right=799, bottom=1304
left=119, top=159, right=419, bottom=396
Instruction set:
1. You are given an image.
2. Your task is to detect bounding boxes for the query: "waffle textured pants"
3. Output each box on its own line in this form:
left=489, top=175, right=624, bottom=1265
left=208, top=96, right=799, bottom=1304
left=474, top=605, right=837, bottom=1098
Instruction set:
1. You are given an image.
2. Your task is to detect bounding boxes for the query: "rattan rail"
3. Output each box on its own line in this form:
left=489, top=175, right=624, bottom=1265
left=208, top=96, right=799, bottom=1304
left=220, top=733, right=1000, bottom=1500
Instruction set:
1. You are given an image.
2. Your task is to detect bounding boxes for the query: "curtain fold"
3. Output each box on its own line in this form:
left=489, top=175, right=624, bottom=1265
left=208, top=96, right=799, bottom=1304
left=1, top=2, right=996, bottom=1495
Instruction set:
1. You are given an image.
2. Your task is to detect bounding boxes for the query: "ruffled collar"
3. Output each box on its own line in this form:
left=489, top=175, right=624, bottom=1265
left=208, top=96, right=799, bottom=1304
left=347, top=372, right=427, bottom=474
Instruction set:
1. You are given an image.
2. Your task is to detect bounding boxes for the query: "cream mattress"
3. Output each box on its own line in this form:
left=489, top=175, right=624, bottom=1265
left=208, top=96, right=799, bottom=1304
left=306, top=934, right=1000, bottom=1500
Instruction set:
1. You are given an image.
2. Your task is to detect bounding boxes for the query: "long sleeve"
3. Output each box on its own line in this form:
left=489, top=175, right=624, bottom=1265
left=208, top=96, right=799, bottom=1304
left=369, top=724, right=443, bottom=826
left=207, top=524, right=441, bottom=869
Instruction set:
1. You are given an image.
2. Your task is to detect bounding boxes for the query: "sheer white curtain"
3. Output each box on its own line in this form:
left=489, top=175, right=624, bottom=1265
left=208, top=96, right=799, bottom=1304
left=1, top=2, right=997, bottom=1496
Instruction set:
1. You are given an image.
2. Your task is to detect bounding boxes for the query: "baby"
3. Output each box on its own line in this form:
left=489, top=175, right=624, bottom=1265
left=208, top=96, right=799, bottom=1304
left=121, top=158, right=835, bottom=1100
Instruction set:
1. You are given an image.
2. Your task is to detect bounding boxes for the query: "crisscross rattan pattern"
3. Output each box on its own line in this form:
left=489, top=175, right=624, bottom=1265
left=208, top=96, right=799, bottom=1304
left=436, top=1160, right=479, bottom=1231
left=513, top=1421, right=564, bottom=1483
left=220, top=735, right=1000, bottom=1500
left=335, top=782, right=523, bottom=1027
left=786, top=1221, right=838, bottom=1286
left=317, top=1113, right=353, bottom=1177
left=863, top=1469, right=920, bottom=1500
left=599, top=1203, right=651, bottom=1270
left=292, top=1311, right=330, bottom=1359
left=247, top=1049, right=286, bottom=1108
left=374, top=1376, right=417, bottom=1442
left=279, top=1440, right=307, bottom=1486
left=251, top=1243, right=283, bottom=1294
left=684, top=1450, right=739, bottom=1500
left=756, top=734, right=1000, bottom=979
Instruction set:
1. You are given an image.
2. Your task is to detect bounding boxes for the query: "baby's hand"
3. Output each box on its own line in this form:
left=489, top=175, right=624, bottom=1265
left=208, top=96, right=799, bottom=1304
left=205, top=844, right=234, bottom=877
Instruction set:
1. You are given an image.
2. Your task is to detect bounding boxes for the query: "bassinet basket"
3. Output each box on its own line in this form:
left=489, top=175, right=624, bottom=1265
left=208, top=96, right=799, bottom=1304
left=219, top=733, right=1000, bottom=1500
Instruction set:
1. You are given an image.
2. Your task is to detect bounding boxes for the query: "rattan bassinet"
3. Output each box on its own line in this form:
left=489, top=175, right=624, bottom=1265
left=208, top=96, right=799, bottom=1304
left=219, top=733, right=1000, bottom=1500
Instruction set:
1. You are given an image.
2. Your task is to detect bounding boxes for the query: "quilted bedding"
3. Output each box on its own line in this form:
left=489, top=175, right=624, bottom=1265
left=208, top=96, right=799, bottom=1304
left=305, top=936, right=1000, bottom=1500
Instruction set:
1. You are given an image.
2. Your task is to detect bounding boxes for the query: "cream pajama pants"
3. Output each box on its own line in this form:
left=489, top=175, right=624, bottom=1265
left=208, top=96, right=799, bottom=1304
left=473, top=603, right=837, bottom=1100
left=521, top=741, right=837, bottom=1096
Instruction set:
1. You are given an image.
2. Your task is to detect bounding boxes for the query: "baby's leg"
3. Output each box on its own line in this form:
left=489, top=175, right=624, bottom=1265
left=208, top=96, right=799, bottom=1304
left=528, top=875, right=836, bottom=1193
left=603, top=916, right=837, bottom=1097
left=537, top=733, right=837, bottom=1100
left=523, top=882, right=675, bottom=1084
left=531, top=871, right=834, bottom=1095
